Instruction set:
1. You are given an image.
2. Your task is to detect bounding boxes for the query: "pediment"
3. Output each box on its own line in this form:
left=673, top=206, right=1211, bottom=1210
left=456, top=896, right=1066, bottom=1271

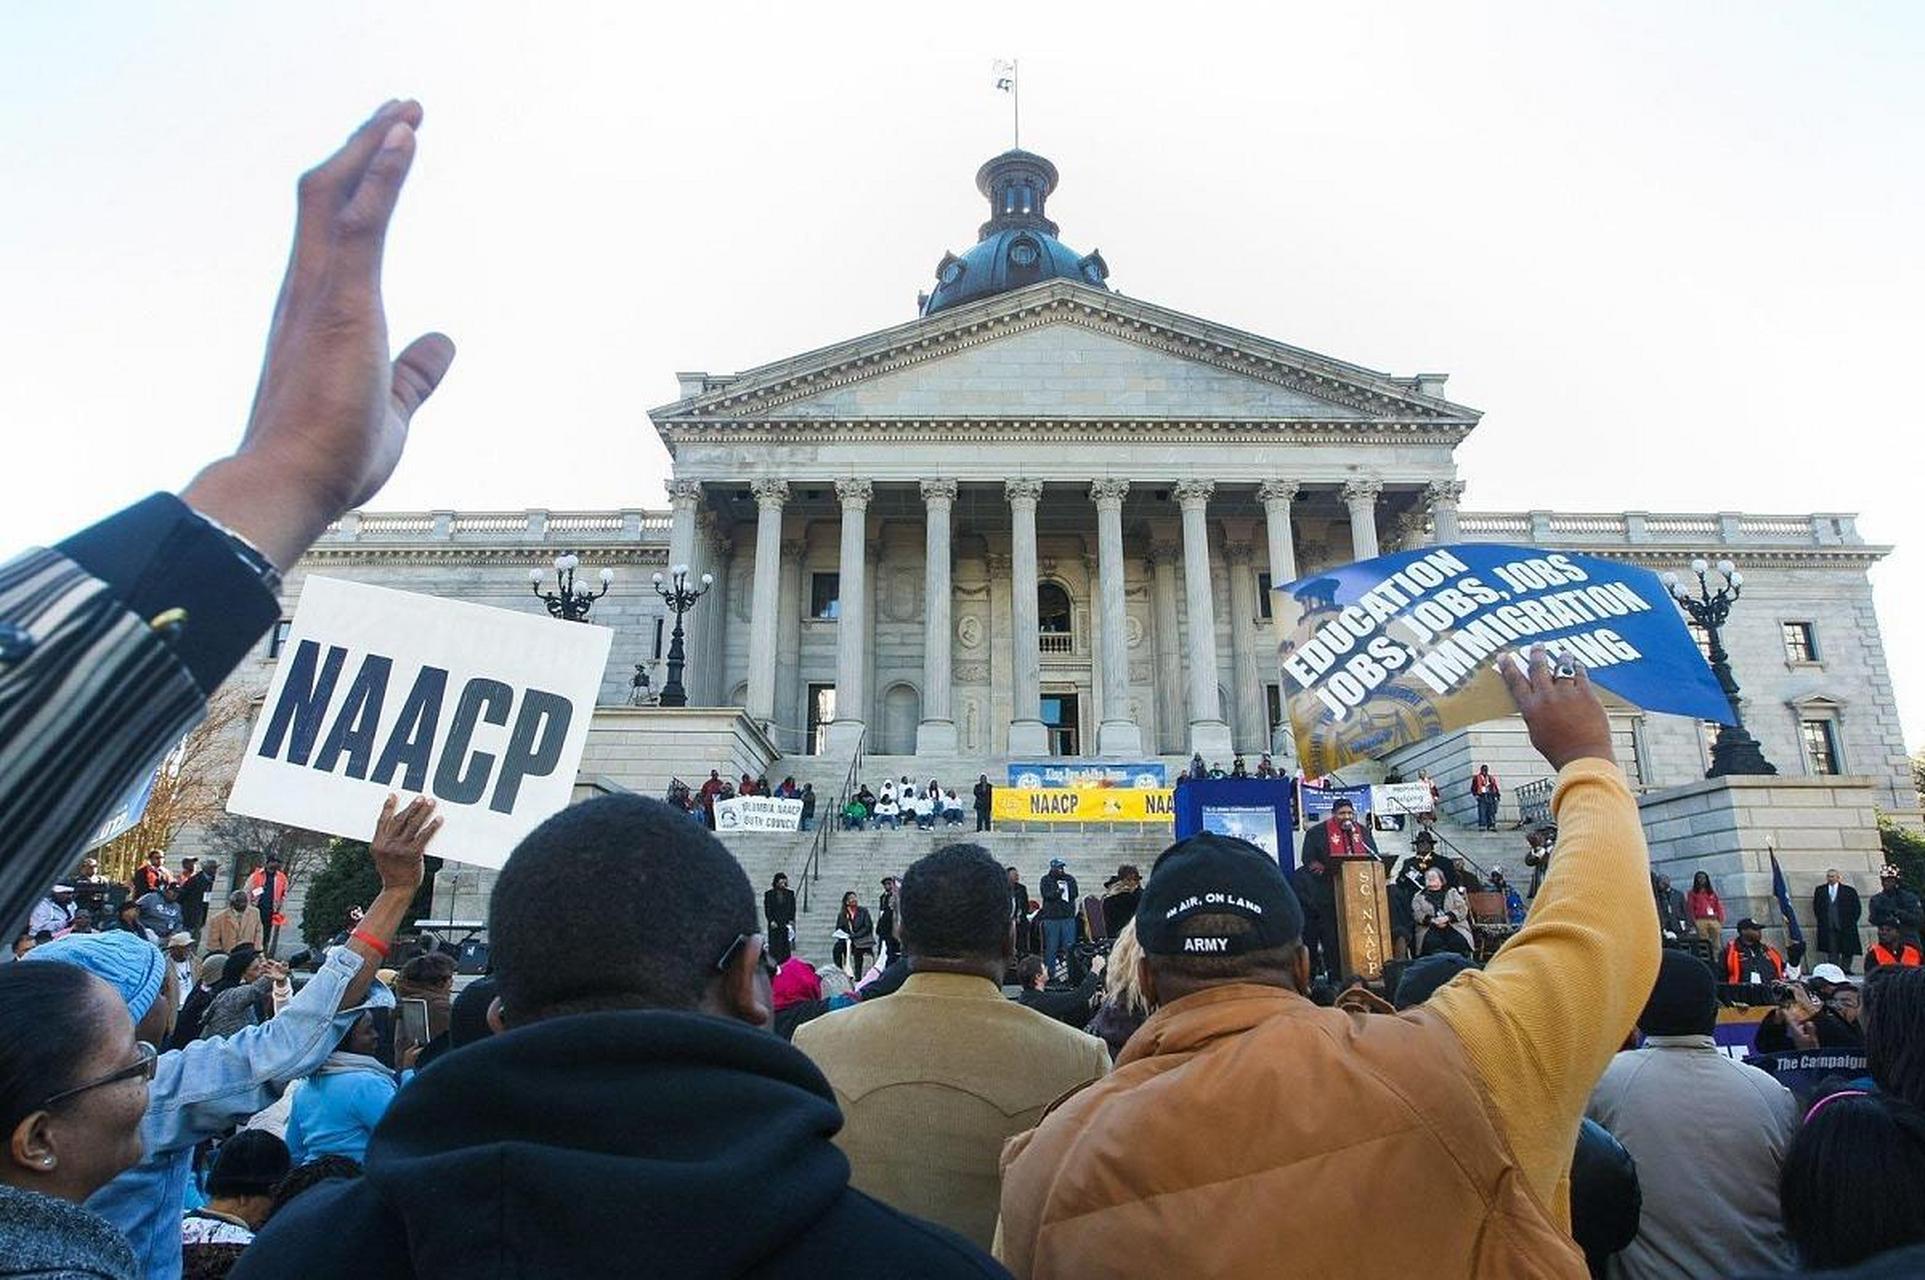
left=651, top=281, right=1480, bottom=432
left=755, top=320, right=1380, bottom=420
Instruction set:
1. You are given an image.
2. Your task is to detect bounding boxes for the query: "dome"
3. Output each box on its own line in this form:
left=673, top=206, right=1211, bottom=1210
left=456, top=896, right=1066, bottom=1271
left=918, top=150, right=1109, bottom=316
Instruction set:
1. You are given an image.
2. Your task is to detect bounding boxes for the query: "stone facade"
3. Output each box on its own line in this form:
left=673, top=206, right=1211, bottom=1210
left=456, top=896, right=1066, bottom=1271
left=230, top=291, right=1910, bottom=816
left=1639, top=775, right=1887, bottom=952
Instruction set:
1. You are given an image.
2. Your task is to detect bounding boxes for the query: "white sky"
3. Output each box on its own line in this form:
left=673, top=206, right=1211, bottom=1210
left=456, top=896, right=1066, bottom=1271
left=3, top=2, right=1920, bottom=748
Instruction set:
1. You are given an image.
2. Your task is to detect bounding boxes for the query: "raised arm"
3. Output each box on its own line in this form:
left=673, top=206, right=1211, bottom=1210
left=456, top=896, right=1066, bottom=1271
left=0, top=101, right=453, bottom=935
left=1423, top=649, right=1660, bottom=1216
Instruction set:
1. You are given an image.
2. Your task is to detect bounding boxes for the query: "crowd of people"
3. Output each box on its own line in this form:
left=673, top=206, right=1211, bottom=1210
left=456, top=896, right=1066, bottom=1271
left=665, top=771, right=820, bottom=831
left=7, top=99, right=1925, bottom=1279
left=833, top=775, right=987, bottom=831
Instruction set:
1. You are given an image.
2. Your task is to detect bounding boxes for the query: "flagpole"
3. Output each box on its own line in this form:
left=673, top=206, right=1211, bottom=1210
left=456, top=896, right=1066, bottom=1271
left=1013, top=59, right=1020, bottom=149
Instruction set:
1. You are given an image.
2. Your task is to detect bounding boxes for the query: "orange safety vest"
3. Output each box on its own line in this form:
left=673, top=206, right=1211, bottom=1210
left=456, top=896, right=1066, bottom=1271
left=1724, top=941, right=1785, bottom=984
left=1869, top=942, right=1923, bottom=969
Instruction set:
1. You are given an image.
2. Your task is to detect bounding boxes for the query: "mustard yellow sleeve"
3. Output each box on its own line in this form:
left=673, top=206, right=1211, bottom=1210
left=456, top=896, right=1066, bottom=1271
left=1425, top=757, right=1661, bottom=1218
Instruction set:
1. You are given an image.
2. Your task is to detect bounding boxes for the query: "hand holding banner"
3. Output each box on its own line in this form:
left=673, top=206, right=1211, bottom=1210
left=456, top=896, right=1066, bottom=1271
left=1274, top=544, right=1732, bottom=774
left=227, top=577, right=611, bottom=868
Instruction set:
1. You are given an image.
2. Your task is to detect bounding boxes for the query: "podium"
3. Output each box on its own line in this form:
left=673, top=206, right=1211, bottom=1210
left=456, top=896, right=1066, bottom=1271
left=1331, top=857, right=1393, bottom=982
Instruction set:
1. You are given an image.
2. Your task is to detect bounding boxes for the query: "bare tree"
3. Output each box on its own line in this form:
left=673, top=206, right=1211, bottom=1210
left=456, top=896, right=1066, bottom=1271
left=202, top=812, right=334, bottom=889
left=95, top=689, right=253, bottom=884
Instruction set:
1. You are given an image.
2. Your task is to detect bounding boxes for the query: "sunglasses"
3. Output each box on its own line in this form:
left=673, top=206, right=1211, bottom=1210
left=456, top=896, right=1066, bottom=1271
left=39, top=1041, right=158, bottom=1109
left=713, top=933, right=780, bottom=979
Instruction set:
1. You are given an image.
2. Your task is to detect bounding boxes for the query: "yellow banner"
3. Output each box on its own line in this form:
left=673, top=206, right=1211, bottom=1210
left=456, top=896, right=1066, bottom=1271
left=992, top=787, right=1175, bottom=824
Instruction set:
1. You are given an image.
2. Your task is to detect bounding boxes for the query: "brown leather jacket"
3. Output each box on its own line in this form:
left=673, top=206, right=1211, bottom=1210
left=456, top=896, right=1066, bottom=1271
left=998, top=984, right=1586, bottom=1278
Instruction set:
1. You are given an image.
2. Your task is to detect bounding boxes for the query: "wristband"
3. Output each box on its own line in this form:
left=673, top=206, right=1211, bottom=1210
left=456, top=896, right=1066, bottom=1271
left=350, top=929, right=390, bottom=958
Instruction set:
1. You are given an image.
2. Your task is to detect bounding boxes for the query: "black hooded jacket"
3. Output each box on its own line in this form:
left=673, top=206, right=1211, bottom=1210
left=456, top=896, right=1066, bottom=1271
left=234, top=1009, right=1006, bottom=1279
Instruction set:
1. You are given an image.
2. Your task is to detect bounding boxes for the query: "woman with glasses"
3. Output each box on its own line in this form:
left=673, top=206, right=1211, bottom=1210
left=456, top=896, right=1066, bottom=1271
left=0, top=962, right=156, bottom=1279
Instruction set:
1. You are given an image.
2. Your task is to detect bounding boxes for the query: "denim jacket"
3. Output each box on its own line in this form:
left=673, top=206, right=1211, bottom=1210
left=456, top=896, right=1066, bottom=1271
left=86, top=946, right=390, bottom=1280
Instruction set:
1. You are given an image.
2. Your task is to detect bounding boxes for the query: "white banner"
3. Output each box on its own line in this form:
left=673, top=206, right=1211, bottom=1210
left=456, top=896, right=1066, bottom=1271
left=1371, top=781, right=1435, bottom=817
left=226, top=577, right=611, bottom=870
left=714, top=795, right=804, bottom=833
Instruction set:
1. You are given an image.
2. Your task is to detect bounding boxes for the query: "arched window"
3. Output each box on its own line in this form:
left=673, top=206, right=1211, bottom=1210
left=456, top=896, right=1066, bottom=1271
left=1038, top=583, right=1073, bottom=654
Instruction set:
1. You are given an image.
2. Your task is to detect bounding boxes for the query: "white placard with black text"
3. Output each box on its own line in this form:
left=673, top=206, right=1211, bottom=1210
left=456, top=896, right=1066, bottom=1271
left=226, top=576, right=611, bottom=869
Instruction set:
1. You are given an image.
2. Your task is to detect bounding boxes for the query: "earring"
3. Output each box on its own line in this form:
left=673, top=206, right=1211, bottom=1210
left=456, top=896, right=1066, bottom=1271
left=40, top=1156, right=53, bottom=1167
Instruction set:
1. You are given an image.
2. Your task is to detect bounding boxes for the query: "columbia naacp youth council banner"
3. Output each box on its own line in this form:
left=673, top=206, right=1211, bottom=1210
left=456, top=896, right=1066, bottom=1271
left=993, top=787, right=1176, bottom=824
left=227, top=577, right=612, bottom=869
left=1274, top=545, right=1733, bottom=774
left=714, top=794, right=804, bottom=832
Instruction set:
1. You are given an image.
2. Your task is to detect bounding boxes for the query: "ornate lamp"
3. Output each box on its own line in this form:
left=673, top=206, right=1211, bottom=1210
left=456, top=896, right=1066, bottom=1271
left=529, top=554, right=612, bottom=623
left=1662, top=558, right=1776, bottom=777
left=652, top=564, right=712, bottom=708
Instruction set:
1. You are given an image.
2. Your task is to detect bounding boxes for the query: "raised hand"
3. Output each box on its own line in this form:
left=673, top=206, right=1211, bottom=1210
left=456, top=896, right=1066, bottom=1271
left=1498, top=645, right=1616, bottom=772
left=370, top=793, right=441, bottom=895
left=182, top=100, right=456, bottom=570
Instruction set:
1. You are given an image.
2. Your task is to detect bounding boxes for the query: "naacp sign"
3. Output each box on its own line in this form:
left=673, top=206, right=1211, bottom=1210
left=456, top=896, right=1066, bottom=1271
left=227, top=577, right=611, bottom=869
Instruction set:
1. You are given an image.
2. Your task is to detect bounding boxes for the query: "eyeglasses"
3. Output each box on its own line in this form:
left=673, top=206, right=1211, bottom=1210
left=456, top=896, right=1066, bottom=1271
left=714, top=933, right=779, bottom=979
left=39, top=1041, right=158, bottom=1109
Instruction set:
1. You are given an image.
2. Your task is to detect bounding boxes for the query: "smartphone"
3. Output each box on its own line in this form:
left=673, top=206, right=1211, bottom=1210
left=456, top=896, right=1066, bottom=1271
left=400, top=998, right=430, bottom=1047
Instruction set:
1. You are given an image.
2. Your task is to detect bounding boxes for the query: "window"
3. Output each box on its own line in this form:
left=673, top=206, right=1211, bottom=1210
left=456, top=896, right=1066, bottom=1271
left=652, top=617, right=665, bottom=660
left=267, top=620, right=292, bottom=659
left=1038, top=583, right=1073, bottom=654
left=1266, top=683, right=1284, bottom=732
left=1801, top=718, right=1841, bottom=775
left=1687, top=622, right=1712, bottom=663
left=1038, top=584, right=1072, bottom=633
left=1782, top=621, right=1819, bottom=664
left=1257, top=571, right=1274, bottom=620
left=810, top=573, right=840, bottom=620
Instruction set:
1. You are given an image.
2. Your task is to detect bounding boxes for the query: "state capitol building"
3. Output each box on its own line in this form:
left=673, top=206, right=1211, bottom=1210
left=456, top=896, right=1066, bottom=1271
left=250, top=148, right=1914, bottom=842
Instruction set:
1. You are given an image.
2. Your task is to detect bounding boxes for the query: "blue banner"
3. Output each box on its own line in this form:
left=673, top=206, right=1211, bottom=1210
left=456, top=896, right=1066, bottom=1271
left=1172, top=779, right=1297, bottom=869
left=1276, top=544, right=1734, bottom=773
left=1008, top=761, right=1166, bottom=789
left=84, top=763, right=161, bottom=851
left=1298, top=783, right=1375, bottom=827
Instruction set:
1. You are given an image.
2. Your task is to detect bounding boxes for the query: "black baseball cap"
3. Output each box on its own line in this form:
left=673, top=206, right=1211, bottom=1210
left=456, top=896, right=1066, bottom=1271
left=1134, top=834, right=1304, bottom=956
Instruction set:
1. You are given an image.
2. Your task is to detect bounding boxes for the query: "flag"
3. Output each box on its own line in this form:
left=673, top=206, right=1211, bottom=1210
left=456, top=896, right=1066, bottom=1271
left=1770, top=849, right=1806, bottom=946
left=992, top=59, right=1016, bottom=92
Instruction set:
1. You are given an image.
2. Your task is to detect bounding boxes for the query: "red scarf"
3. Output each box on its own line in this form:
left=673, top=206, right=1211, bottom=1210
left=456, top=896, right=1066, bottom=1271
left=1323, top=818, right=1366, bottom=858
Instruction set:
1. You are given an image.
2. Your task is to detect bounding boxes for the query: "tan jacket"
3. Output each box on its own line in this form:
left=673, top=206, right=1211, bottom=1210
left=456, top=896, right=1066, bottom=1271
left=997, top=758, right=1658, bottom=1278
left=794, top=971, right=1109, bottom=1250
left=202, top=906, right=263, bottom=955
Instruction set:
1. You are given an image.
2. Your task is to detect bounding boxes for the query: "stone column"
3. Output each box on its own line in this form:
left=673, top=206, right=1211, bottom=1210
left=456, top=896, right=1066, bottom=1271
left=774, top=538, right=804, bottom=738
left=1258, top=479, right=1300, bottom=590
left=1174, top=481, right=1234, bottom=759
left=1226, top=538, right=1266, bottom=754
left=917, top=480, right=959, bottom=754
left=1148, top=540, right=1184, bottom=754
left=826, top=479, right=871, bottom=753
left=744, top=480, right=787, bottom=728
left=666, top=478, right=702, bottom=695
left=986, top=550, right=1013, bottom=752
left=1091, top=480, right=1141, bottom=756
left=696, top=513, right=731, bottom=706
left=1005, top=479, right=1048, bottom=755
left=1343, top=478, right=1384, bottom=560
left=1427, top=479, right=1466, bottom=544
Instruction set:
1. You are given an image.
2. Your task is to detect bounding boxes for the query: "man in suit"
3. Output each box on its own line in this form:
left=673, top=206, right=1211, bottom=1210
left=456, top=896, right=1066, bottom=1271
left=0, top=99, right=457, bottom=937
left=1297, top=797, right=1380, bottom=978
left=796, top=842, right=1108, bottom=1251
left=1812, top=868, right=1864, bottom=974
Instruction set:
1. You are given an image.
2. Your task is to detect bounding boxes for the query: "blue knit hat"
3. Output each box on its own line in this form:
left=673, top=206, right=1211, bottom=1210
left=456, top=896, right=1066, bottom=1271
left=24, top=930, right=167, bottom=1021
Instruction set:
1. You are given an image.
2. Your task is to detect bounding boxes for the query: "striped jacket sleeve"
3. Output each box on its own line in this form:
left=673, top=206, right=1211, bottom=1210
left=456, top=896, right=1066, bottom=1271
left=0, top=494, right=280, bottom=935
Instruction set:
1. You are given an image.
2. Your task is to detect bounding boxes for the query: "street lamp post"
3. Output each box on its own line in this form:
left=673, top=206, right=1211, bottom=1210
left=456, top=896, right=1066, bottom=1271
left=652, top=563, right=712, bottom=708
left=530, top=554, right=613, bottom=622
left=1663, top=557, right=1777, bottom=778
